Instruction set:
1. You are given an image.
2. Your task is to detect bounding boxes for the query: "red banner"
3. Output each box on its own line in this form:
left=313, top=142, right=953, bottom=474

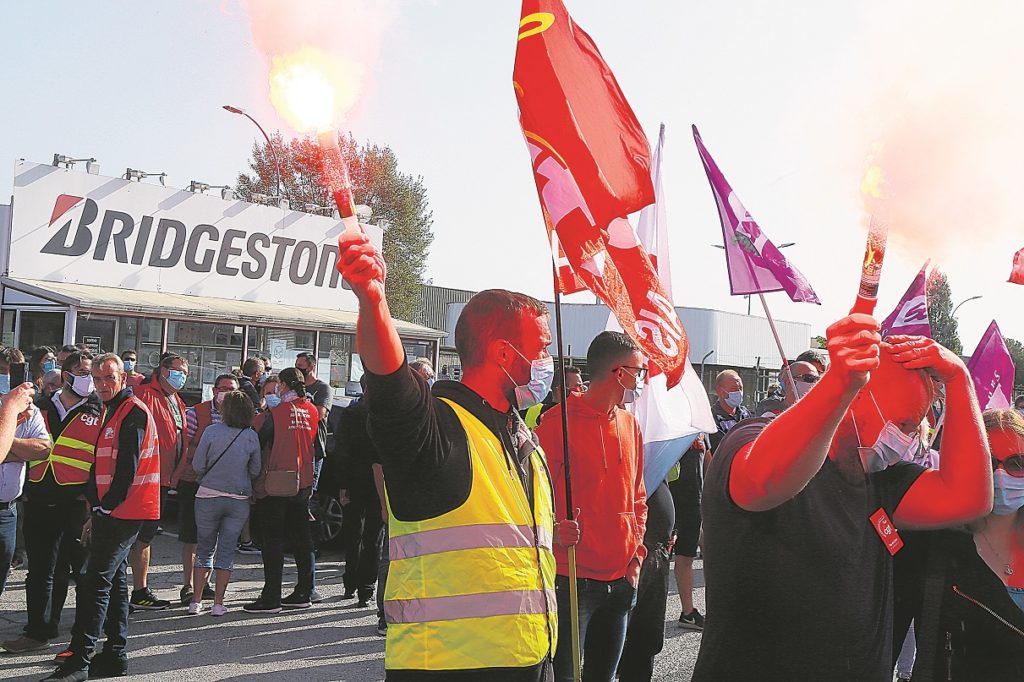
left=1009, top=246, right=1024, bottom=285
left=514, top=0, right=688, bottom=387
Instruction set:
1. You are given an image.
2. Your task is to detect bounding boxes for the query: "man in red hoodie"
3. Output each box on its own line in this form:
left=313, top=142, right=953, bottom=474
left=537, top=331, right=648, bottom=682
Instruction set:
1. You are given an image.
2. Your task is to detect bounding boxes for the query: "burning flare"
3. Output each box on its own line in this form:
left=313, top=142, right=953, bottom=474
left=269, top=46, right=359, bottom=133
left=851, top=146, right=890, bottom=315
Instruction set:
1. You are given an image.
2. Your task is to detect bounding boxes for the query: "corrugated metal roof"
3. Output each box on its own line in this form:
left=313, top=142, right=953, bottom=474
left=3, top=278, right=445, bottom=339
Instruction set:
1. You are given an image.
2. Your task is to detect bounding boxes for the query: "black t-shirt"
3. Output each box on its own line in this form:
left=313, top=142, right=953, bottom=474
left=643, top=481, right=674, bottom=547
left=307, top=379, right=331, bottom=460
left=693, top=418, right=925, bottom=682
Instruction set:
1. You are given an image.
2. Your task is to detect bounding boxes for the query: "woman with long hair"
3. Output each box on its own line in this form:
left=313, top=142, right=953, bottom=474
left=244, top=367, right=320, bottom=613
left=188, top=391, right=261, bottom=616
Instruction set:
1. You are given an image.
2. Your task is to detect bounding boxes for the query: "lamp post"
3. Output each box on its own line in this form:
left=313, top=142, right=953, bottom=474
left=711, top=242, right=795, bottom=314
left=223, top=105, right=283, bottom=200
left=951, top=295, right=983, bottom=319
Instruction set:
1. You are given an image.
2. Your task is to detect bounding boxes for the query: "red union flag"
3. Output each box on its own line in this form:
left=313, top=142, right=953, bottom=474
left=514, top=0, right=688, bottom=387
left=1009, top=246, right=1024, bottom=285
left=880, top=261, right=932, bottom=340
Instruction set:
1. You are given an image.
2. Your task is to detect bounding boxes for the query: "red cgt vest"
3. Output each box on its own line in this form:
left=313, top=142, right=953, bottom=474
left=134, top=382, right=186, bottom=487
left=28, top=409, right=102, bottom=485
left=174, top=401, right=214, bottom=485
left=262, top=398, right=319, bottom=489
left=95, top=396, right=161, bottom=520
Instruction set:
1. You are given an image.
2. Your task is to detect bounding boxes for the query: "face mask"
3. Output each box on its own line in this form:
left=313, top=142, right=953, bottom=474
left=725, top=390, right=743, bottom=408
left=618, top=370, right=645, bottom=404
left=165, top=369, right=187, bottom=391
left=264, top=393, right=282, bottom=409
left=427, top=378, right=435, bottom=388
left=42, top=360, right=56, bottom=373
left=792, top=380, right=815, bottom=400
left=215, top=392, right=227, bottom=407
left=70, top=374, right=95, bottom=397
left=123, top=360, right=136, bottom=373
left=502, top=345, right=554, bottom=410
left=992, top=469, right=1024, bottom=516
left=0, top=374, right=9, bottom=395
left=857, top=421, right=922, bottom=474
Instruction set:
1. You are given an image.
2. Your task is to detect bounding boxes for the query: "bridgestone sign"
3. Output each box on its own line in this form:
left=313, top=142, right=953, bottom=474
left=8, top=160, right=382, bottom=309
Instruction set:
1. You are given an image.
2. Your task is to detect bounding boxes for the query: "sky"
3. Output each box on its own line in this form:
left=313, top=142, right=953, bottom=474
left=2, top=1, right=1022, bottom=355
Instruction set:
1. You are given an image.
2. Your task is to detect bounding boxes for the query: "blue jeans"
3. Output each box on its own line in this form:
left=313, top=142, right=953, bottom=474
left=554, top=575, right=637, bottom=682
left=0, top=502, right=16, bottom=596
left=194, top=497, right=250, bottom=571
left=69, top=515, right=142, bottom=663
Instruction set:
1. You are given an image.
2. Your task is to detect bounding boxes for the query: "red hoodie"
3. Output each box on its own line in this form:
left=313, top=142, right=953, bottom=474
left=537, top=393, right=647, bottom=581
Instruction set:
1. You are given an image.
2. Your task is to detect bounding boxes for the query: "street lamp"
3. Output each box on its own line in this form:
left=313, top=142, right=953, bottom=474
left=189, top=181, right=235, bottom=201
left=124, top=168, right=167, bottom=186
left=53, top=154, right=100, bottom=174
left=222, top=105, right=283, bottom=200
left=711, top=242, right=796, bottom=314
left=951, top=295, right=983, bottom=318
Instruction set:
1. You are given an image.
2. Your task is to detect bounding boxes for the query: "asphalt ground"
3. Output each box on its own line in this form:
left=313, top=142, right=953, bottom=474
left=0, top=527, right=704, bottom=681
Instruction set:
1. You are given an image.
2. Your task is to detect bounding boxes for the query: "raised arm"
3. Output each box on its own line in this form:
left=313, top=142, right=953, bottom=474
left=336, top=229, right=404, bottom=376
left=888, top=336, right=992, bottom=527
left=729, top=315, right=879, bottom=511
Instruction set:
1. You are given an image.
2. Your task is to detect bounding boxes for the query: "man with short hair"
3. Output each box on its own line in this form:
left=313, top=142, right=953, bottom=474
left=129, top=353, right=188, bottom=611
left=0, top=347, right=49, bottom=599
left=3, top=351, right=102, bottom=654
left=537, top=332, right=648, bottom=682
left=709, top=369, right=749, bottom=452
left=338, top=227, right=573, bottom=681
left=238, top=357, right=264, bottom=408
left=692, top=319, right=992, bottom=681
left=795, top=348, right=827, bottom=375
left=45, top=354, right=160, bottom=682
left=56, top=345, right=79, bottom=367
left=294, top=352, right=330, bottom=602
left=119, top=350, right=143, bottom=389
left=168, top=373, right=239, bottom=606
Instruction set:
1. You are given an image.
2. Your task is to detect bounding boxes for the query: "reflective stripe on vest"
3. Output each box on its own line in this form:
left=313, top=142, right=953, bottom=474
left=383, top=397, right=557, bottom=671
left=27, top=411, right=100, bottom=485
left=94, top=396, right=161, bottom=520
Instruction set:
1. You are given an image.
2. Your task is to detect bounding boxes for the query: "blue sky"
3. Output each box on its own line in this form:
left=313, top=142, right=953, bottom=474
left=3, top=1, right=1021, bottom=352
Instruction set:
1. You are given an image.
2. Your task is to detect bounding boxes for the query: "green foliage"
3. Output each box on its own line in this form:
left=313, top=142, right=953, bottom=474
left=235, top=132, right=434, bottom=321
left=1004, top=336, right=1024, bottom=385
left=926, top=270, right=962, bottom=356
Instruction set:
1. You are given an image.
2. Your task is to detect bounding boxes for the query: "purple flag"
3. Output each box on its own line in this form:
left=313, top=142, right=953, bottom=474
left=880, top=261, right=932, bottom=340
left=693, top=125, right=820, bottom=304
left=967, top=320, right=1014, bottom=410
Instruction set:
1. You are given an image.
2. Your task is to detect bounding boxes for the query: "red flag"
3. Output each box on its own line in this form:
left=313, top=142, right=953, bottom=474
left=514, top=0, right=688, bottom=387
left=1009, top=247, right=1024, bottom=285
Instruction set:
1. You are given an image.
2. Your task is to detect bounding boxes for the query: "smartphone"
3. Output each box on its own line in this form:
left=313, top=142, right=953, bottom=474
left=10, top=362, right=27, bottom=387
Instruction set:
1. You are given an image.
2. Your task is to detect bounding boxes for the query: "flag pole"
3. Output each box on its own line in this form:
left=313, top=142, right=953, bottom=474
left=756, top=293, right=794, bottom=389
left=552, top=266, right=582, bottom=682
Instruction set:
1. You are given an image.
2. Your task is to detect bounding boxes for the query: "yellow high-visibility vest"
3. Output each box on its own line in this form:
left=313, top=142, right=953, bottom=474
left=524, top=402, right=544, bottom=430
left=384, top=397, right=557, bottom=671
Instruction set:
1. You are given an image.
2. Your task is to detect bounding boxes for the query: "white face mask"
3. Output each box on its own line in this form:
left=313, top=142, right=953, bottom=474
left=853, top=391, right=922, bottom=474
left=502, top=344, right=555, bottom=410
left=69, top=374, right=95, bottom=398
left=618, top=369, right=645, bottom=404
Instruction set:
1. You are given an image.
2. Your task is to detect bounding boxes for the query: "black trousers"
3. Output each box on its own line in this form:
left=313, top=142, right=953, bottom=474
left=24, top=498, right=87, bottom=641
left=617, top=544, right=671, bottom=682
left=256, top=488, right=315, bottom=603
left=341, top=493, right=384, bottom=595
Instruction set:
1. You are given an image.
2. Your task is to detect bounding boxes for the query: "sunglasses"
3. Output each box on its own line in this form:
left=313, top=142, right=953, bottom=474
left=992, top=454, right=1024, bottom=478
left=617, top=366, right=648, bottom=381
left=793, top=373, right=820, bottom=383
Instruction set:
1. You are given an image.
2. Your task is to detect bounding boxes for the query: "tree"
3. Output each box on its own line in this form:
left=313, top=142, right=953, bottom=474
left=926, top=269, right=962, bottom=356
left=1005, top=337, right=1024, bottom=386
left=235, top=132, right=434, bottom=321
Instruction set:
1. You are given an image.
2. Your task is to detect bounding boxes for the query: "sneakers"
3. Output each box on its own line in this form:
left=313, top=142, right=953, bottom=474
left=376, top=618, right=388, bottom=637
left=130, top=587, right=170, bottom=611
left=42, top=660, right=88, bottom=682
left=342, top=589, right=356, bottom=599
left=2, top=635, right=48, bottom=653
left=309, top=588, right=323, bottom=604
left=678, top=608, right=705, bottom=631
left=187, top=602, right=204, bottom=615
left=237, top=541, right=260, bottom=554
left=357, top=586, right=374, bottom=607
left=179, top=586, right=194, bottom=607
left=211, top=604, right=228, bottom=617
left=243, top=598, right=282, bottom=614
left=89, top=650, right=128, bottom=678
left=281, top=592, right=312, bottom=609
left=53, top=648, right=74, bottom=663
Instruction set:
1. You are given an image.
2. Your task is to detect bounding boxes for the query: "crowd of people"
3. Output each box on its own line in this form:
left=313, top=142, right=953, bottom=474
left=0, top=231, right=1019, bottom=681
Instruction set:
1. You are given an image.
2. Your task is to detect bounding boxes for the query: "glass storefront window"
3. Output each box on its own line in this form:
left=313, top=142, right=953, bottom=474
left=319, top=332, right=356, bottom=397
left=19, top=311, right=65, bottom=356
left=0, top=310, right=15, bottom=348
left=247, top=327, right=314, bottom=376
left=115, top=317, right=163, bottom=377
left=167, top=321, right=245, bottom=405
left=76, top=314, right=117, bottom=356
left=403, top=340, right=435, bottom=363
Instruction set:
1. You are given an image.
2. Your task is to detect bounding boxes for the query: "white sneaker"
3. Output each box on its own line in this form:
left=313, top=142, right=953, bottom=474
left=187, top=601, right=204, bottom=615
left=211, top=604, right=228, bottom=617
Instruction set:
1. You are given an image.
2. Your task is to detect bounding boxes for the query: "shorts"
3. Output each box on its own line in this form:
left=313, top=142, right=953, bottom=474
left=670, top=449, right=703, bottom=558
left=176, top=481, right=199, bottom=544
left=137, top=519, right=160, bottom=545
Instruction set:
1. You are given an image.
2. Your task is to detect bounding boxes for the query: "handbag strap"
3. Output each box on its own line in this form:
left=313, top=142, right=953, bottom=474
left=202, top=427, right=246, bottom=479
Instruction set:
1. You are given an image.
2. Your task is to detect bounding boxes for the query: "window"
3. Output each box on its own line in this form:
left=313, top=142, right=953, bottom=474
left=319, top=332, right=356, bottom=396
left=247, top=327, right=314, bottom=376
left=117, top=318, right=164, bottom=377
left=167, top=321, right=244, bottom=404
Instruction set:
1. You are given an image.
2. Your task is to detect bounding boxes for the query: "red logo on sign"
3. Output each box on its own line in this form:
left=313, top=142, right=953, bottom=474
left=49, top=194, right=83, bottom=227
left=870, top=507, right=904, bottom=556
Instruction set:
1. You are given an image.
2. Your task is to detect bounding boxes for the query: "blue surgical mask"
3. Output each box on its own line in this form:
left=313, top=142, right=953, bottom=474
left=264, top=394, right=282, bottom=409
left=503, top=345, right=554, bottom=410
left=42, top=360, right=56, bottom=373
left=165, top=369, right=187, bottom=391
left=725, top=390, right=743, bottom=408
left=0, top=374, right=9, bottom=395
left=992, top=469, right=1024, bottom=516
left=1007, top=587, right=1024, bottom=614
left=123, top=360, right=136, bottom=373
left=858, top=421, right=922, bottom=474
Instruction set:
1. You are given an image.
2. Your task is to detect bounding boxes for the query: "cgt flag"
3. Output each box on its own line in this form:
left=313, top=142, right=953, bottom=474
left=967, top=320, right=1014, bottom=410
left=693, top=126, right=820, bottom=304
left=880, top=261, right=932, bottom=340
left=515, top=0, right=688, bottom=387
left=1009, top=246, right=1024, bottom=285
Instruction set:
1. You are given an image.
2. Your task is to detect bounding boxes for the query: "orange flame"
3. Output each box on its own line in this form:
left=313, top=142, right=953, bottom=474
left=269, top=46, right=361, bottom=133
left=861, top=141, right=886, bottom=200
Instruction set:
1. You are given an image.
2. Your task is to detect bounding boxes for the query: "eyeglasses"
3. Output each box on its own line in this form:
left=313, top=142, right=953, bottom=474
left=793, top=373, right=820, bottom=383
left=617, top=366, right=648, bottom=381
left=992, top=454, right=1024, bottom=478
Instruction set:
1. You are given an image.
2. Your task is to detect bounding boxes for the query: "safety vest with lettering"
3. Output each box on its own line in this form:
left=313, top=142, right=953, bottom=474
left=27, top=410, right=101, bottom=485
left=383, top=397, right=557, bottom=671
left=94, top=396, right=161, bottom=520
left=176, top=401, right=214, bottom=484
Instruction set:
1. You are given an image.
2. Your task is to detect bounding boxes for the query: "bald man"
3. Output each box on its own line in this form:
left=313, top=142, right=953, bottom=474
left=710, top=370, right=750, bottom=452
left=693, top=316, right=992, bottom=682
